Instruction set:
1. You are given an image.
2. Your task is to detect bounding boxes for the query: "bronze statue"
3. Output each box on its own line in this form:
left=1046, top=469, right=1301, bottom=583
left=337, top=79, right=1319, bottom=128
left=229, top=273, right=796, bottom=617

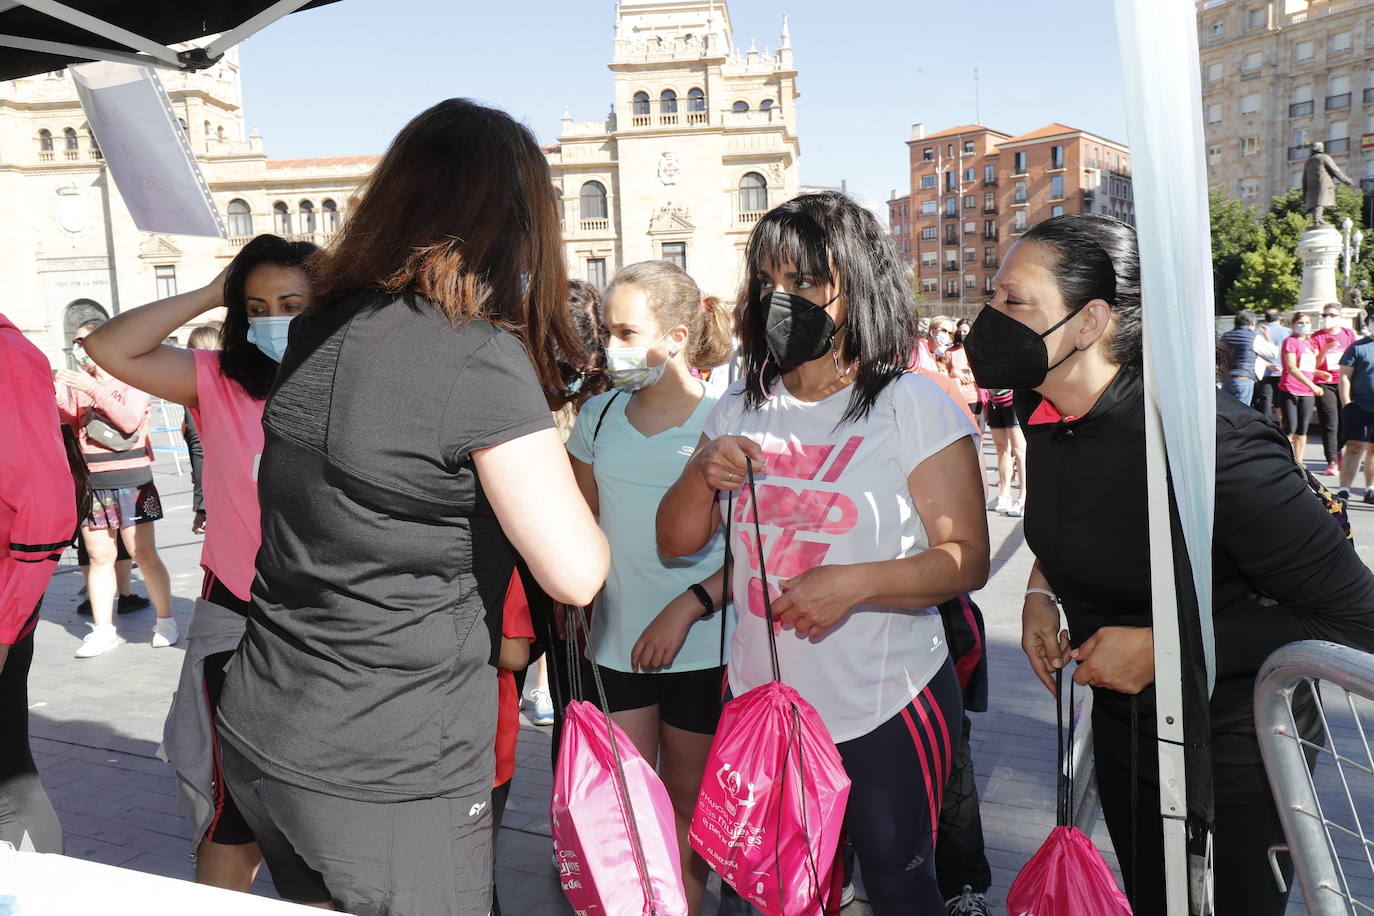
left=1303, top=141, right=1355, bottom=225
left=1344, top=278, right=1367, bottom=313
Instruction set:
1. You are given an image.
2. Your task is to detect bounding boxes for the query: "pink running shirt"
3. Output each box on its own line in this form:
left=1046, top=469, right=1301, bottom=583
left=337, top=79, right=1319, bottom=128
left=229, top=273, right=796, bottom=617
left=1279, top=336, right=1318, bottom=396
left=189, top=349, right=266, bottom=602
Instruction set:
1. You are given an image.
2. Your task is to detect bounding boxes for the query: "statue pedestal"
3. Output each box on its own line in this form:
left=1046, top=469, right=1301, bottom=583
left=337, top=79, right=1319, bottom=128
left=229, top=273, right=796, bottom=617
left=1297, top=224, right=1344, bottom=311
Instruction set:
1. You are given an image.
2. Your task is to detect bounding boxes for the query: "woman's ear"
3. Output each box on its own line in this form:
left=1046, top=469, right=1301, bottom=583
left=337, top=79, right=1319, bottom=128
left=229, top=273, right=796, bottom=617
left=1077, top=299, right=1113, bottom=350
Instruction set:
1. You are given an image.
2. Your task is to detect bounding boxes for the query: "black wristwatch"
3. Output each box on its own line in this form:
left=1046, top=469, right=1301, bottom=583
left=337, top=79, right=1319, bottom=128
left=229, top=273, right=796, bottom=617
left=688, top=583, right=716, bottom=620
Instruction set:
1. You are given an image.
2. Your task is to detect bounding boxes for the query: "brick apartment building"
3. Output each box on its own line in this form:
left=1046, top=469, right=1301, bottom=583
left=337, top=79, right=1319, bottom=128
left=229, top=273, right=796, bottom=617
left=888, top=122, right=1135, bottom=313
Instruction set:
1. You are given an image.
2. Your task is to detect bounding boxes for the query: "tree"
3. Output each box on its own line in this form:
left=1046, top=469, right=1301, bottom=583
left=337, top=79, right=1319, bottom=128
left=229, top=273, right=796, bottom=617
left=1225, top=244, right=1300, bottom=313
left=1209, top=187, right=1262, bottom=310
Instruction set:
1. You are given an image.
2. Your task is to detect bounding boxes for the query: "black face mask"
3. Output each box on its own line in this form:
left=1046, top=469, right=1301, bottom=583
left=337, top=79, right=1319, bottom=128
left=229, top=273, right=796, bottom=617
left=963, top=303, right=1086, bottom=390
left=764, top=291, right=840, bottom=371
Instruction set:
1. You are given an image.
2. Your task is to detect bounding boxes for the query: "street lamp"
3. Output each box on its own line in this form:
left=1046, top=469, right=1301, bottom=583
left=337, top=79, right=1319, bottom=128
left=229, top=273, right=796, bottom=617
left=1343, top=217, right=1356, bottom=284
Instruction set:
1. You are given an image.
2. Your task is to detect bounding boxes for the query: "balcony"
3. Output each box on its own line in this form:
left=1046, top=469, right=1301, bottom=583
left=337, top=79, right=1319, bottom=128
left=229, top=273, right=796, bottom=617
left=1289, top=145, right=1309, bottom=160
left=660, top=113, right=679, bottom=126
left=982, top=205, right=997, bottom=214
left=1012, top=193, right=1028, bottom=204
left=964, top=253, right=977, bottom=264
left=942, top=210, right=960, bottom=220
left=982, top=178, right=997, bottom=187
left=984, top=256, right=999, bottom=268
left=943, top=234, right=958, bottom=246
left=1328, top=137, right=1351, bottom=154
left=1327, top=93, right=1351, bottom=110
left=579, top=218, right=610, bottom=233
left=38, top=150, right=53, bottom=161
left=687, top=111, right=707, bottom=125
left=1365, top=87, right=1374, bottom=104
left=1290, top=100, right=1314, bottom=117
left=983, top=229, right=999, bottom=241
left=63, top=149, right=78, bottom=160
left=631, top=114, right=651, bottom=127
left=943, top=261, right=959, bottom=272
left=737, top=210, right=764, bottom=225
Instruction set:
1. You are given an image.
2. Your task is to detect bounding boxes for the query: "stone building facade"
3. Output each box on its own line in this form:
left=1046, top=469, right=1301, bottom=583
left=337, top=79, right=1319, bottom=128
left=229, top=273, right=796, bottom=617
left=547, top=0, right=801, bottom=301
left=1198, top=0, right=1374, bottom=212
left=0, top=48, right=376, bottom=366
left=891, top=123, right=1133, bottom=314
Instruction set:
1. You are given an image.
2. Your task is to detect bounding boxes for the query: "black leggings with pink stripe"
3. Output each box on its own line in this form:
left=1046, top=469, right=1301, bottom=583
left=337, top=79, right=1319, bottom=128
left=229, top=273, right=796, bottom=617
left=837, top=659, right=961, bottom=914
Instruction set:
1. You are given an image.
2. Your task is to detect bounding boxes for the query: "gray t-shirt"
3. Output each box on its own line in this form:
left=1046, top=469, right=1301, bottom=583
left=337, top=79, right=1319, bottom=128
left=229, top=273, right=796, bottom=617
left=218, top=292, right=553, bottom=801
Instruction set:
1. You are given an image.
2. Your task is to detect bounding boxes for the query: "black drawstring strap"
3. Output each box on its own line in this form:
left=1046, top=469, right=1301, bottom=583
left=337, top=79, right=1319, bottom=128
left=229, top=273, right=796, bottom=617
left=1054, top=669, right=1078, bottom=828
left=742, top=457, right=823, bottom=911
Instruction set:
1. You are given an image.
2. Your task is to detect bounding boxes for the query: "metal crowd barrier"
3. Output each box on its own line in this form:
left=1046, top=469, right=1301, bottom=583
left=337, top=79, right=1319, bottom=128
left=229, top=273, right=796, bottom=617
left=1256, top=640, right=1374, bottom=915
left=149, top=398, right=188, bottom=475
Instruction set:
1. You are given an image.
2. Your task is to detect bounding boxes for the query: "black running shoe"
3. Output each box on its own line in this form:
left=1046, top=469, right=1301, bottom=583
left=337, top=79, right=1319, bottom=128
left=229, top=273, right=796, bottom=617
left=118, top=593, right=151, bottom=614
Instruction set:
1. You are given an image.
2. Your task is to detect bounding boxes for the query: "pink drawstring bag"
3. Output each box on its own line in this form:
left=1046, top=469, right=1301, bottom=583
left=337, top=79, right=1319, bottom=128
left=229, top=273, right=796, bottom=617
left=550, top=608, right=688, bottom=916
left=1007, top=672, right=1132, bottom=916
left=689, top=461, right=851, bottom=916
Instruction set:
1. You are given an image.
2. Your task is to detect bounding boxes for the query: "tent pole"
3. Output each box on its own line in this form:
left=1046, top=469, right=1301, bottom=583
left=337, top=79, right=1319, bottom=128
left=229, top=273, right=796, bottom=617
left=204, top=0, right=319, bottom=59
left=9, top=0, right=182, bottom=66
left=0, top=33, right=180, bottom=69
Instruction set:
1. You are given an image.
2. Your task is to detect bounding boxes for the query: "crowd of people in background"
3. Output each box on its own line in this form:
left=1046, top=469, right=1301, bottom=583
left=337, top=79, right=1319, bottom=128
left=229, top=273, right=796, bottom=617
left=1, top=95, right=1373, bottom=916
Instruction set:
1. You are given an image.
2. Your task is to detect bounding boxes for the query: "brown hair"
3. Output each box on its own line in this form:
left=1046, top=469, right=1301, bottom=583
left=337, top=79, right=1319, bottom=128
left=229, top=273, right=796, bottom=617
left=308, top=98, right=576, bottom=405
left=603, top=260, right=734, bottom=370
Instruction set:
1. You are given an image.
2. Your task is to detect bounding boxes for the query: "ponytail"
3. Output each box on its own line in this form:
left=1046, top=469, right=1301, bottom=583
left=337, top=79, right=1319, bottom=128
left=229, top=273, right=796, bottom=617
left=689, top=295, right=735, bottom=371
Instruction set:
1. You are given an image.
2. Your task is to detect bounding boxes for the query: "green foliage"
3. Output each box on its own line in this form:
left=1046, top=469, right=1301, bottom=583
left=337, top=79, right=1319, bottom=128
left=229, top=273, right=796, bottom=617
left=1225, top=245, right=1300, bottom=312
left=1211, top=184, right=1373, bottom=313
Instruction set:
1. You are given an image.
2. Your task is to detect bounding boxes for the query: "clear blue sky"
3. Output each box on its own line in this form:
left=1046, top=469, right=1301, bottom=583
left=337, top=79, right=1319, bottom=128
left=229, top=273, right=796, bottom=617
left=237, top=0, right=1129, bottom=208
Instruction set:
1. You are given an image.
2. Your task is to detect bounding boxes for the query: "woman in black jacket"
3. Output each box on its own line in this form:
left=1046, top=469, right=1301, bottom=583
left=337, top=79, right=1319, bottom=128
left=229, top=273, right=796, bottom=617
left=963, top=214, right=1374, bottom=916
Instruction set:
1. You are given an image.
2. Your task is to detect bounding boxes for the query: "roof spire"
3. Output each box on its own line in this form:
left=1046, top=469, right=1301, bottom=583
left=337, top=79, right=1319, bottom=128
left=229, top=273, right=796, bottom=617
left=780, top=13, right=791, bottom=49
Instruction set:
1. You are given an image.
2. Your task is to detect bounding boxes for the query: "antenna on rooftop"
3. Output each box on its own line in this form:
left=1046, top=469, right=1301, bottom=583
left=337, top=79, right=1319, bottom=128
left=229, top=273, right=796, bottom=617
left=974, top=67, right=981, bottom=124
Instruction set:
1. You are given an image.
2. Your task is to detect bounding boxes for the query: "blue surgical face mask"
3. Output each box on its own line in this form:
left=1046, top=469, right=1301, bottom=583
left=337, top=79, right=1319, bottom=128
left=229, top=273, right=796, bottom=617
left=246, top=316, right=294, bottom=363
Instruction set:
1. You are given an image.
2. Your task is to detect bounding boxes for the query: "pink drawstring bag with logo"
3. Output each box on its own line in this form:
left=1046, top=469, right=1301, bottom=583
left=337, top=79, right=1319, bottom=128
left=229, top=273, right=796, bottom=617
left=689, top=461, right=851, bottom=916
left=1006, top=672, right=1132, bottom=916
left=550, top=607, right=687, bottom=916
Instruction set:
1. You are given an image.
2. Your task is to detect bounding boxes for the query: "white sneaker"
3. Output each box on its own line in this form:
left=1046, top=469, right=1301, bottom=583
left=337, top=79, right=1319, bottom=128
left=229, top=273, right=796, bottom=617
left=530, top=687, right=555, bottom=726
left=1006, top=498, right=1025, bottom=518
left=994, top=495, right=1013, bottom=515
left=152, top=617, right=179, bottom=648
left=75, top=625, right=122, bottom=658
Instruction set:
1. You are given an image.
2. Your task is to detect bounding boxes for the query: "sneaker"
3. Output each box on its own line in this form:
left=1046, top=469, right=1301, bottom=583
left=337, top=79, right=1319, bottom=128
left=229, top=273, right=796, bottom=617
left=1005, top=498, right=1024, bottom=518
left=1364, top=490, right=1374, bottom=505
left=994, top=495, right=1013, bottom=515
left=75, top=625, right=122, bottom=658
left=529, top=687, right=555, bottom=726
left=1324, top=462, right=1340, bottom=476
left=152, top=617, right=179, bottom=648
left=946, top=886, right=992, bottom=916
left=839, top=882, right=856, bottom=907
left=1338, top=489, right=1351, bottom=503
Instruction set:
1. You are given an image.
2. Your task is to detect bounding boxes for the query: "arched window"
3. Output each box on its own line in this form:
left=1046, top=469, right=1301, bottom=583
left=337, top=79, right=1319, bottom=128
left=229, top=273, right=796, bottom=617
left=227, top=199, right=253, bottom=237
left=660, top=89, right=677, bottom=114
left=203, top=120, right=211, bottom=138
left=87, top=128, right=99, bottom=156
left=580, top=181, right=608, bottom=220
left=632, top=91, right=650, bottom=115
left=760, top=99, right=775, bottom=111
left=274, top=201, right=291, bottom=236
left=63, top=127, right=77, bottom=150
left=216, top=125, right=225, bottom=140
left=38, top=129, right=52, bottom=152
left=687, top=87, right=706, bottom=112
left=732, top=100, right=750, bottom=113
left=739, top=172, right=768, bottom=212
left=299, top=200, right=316, bottom=234
left=322, top=199, right=339, bottom=232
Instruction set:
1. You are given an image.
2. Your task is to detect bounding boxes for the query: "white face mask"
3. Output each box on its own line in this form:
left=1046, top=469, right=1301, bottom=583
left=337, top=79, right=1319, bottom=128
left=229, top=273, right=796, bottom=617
left=1323, top=315, right=1341, bottom=330
left=1294, top=322, right=1312, bottom=335
left=605, top=332, right=672, bottom=391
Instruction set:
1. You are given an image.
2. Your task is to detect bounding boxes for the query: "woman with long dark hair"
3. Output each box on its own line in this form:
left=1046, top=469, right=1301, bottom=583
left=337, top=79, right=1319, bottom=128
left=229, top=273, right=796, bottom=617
left=964, top=213, right=1374, bottom=914
left=215, top=99, right=608, bottom=916
left=657, top=191, right=989, bottom=913
left=82, top=233, right=316, bottom=892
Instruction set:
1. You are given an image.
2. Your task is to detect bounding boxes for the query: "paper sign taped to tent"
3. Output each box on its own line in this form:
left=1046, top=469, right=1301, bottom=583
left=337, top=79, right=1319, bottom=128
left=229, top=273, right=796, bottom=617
left=71, top=63, right=225, bottom=238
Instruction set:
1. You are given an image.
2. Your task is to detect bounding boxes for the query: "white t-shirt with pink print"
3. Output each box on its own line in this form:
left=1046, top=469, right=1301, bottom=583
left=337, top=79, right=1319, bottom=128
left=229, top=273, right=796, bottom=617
left=703, top=372, right=977, bottom=742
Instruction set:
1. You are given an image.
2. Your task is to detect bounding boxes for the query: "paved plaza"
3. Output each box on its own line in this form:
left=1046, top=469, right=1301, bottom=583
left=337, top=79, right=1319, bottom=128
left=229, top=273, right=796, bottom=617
left=19, top=440, right=1374, bottom=914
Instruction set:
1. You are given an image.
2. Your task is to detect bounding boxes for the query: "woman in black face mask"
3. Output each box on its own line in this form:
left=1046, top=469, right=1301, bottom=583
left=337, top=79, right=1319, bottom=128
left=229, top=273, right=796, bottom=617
left=656, top=191, right=989, bottom=914
left=963, top=214, right=1374, bottom=916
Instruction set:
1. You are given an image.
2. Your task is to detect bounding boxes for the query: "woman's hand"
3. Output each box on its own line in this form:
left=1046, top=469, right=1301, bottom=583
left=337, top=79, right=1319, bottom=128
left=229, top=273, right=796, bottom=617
left=772, top=565, right=859, bottom=640
left=691, top=435, right=767, bottom=492
left=630, top=591, right=701, bottom=672
left=1022, top=595, right=1071, bottom=695
left=54, top=369, right=93, bottom=392
left=191, top=511, right=207, bottom=535
left=1309, top=383, right=1324, bottom=397
left=1070, top=626, right=1155, bottom=694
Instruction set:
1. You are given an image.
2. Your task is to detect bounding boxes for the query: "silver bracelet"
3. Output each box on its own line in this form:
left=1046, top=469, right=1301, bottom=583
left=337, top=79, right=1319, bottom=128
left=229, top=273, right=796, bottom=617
left=1024, top=587, right=1059, bottom=603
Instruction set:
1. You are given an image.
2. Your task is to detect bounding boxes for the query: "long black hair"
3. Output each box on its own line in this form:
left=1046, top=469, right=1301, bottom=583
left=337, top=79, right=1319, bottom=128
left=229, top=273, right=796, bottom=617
left=739, top=191, right=917, bottom=423
left=219, top=234, right=318, bottom=399
left=1020, top=214, right=1143, bottom=370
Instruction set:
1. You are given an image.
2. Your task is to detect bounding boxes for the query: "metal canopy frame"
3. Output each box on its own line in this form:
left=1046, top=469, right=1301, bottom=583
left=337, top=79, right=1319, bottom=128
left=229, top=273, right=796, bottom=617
left=0, top=0, right=317, bottom=72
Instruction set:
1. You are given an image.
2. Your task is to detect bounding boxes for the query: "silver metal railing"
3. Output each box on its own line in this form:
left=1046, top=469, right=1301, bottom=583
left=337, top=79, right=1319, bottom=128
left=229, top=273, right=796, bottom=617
left=1256, top=640, right=1374, bottom=915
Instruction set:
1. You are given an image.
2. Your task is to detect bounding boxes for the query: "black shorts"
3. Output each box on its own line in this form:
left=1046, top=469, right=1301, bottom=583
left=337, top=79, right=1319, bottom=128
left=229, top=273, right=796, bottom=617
left=1277, top=389, right=1315, bottom=436
left=985, top=400, right=1017, bottom=430
left=1344, top=402, right=1374, bottom=443
left=591, top=664, right=725, bottom=735
left=202, top=572, right=256, bottom=846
